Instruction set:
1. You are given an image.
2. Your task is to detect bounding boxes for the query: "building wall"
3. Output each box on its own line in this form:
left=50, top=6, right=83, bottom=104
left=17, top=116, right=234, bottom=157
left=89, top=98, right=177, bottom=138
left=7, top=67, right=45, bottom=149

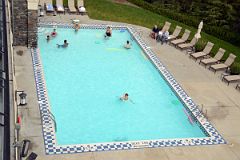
left=12, top=0, right=38, bottom=47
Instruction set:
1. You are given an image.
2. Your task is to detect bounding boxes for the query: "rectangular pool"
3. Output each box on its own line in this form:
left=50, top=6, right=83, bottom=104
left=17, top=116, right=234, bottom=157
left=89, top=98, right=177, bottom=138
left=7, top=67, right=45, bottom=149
left=34, top=23, right=225, bottom=154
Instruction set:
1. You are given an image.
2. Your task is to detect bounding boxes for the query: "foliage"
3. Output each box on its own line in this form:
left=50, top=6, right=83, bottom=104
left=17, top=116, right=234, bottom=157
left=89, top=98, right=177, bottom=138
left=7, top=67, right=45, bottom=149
left=127, top=0, right=240, bottom=46
left=85, top=0, right=240, bottom=63
left=230, top=63, right=240, bottom=75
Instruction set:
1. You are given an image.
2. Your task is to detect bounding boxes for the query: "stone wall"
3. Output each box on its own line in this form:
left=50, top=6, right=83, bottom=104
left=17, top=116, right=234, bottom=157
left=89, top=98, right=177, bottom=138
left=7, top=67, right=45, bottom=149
left=28, top=10, right=38, bottom=47
left=13, top=0, right=38, bottom=47
left=13, top=0, right=28, bottom=46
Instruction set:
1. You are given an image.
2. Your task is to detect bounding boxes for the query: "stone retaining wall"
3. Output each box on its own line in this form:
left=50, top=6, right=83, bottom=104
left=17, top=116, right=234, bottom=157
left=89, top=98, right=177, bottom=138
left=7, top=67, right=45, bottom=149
left=13, top=0, right=28, bottom=46
left=13, top=0, right=38, bottom=47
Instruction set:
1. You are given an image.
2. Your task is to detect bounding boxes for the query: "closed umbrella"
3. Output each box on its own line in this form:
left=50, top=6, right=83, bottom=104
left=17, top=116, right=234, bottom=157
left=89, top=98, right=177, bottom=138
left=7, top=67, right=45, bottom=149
left=195, top=20, right=203, bottom=39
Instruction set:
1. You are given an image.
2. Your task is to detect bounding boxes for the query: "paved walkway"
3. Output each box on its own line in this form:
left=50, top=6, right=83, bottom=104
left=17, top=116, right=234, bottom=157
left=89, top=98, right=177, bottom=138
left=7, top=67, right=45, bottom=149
left=14, top=13, right=240, bottom=160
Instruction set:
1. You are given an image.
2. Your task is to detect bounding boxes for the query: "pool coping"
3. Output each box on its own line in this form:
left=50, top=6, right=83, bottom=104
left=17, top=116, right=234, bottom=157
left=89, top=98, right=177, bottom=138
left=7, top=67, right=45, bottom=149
left=32, top=22, right=226, bottom=155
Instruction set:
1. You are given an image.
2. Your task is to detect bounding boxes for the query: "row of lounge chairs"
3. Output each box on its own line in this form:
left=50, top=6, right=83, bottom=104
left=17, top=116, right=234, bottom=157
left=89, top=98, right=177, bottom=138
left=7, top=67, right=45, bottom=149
left=159, top=22, right=240, bottom=88
left=45, top=0, right=86, bottom=14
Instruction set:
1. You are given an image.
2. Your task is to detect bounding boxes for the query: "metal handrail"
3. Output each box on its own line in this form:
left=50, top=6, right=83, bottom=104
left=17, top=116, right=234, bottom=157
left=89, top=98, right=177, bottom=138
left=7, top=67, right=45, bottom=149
left=47, top=109, right=57, bottom=132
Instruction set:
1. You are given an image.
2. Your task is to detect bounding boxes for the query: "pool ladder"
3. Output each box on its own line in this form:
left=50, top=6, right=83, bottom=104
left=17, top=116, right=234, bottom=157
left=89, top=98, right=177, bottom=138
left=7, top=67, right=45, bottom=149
left=47, top=109, right=57, bottom=132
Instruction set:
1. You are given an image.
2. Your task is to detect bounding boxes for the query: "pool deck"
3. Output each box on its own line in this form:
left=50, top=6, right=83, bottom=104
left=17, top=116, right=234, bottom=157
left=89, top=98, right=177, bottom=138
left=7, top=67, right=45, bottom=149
left=14, top=14, right=240, bottom=160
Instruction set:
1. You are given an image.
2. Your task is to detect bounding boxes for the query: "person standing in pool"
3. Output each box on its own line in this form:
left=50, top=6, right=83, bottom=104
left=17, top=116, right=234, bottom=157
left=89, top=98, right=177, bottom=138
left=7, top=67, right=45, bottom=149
left=46, top=35, right=50, bottom=42
left=51, top=28, right=57, bottom=37
left=124, top=40, right=131, bottom=49
left=105, top=26, right=112, bottom=38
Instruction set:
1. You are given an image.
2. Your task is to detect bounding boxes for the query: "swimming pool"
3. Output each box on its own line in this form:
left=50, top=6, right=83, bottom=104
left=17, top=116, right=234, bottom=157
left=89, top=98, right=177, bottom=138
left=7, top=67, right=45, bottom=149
left=34, top=23, right=225, bottom=154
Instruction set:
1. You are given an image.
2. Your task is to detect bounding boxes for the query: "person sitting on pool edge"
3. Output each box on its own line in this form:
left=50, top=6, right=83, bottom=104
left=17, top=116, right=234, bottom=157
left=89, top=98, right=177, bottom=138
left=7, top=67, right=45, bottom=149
left=74, top=23, right=80, bottom=32
left=104, top=26, right=112, bottom=38
left=124, top=40, right=131, bottom=49
left=120, top=93, right=129, bottom=101
left=57, top=40, right=69, bottom=48
left=51, top=28, right=57, bottom=37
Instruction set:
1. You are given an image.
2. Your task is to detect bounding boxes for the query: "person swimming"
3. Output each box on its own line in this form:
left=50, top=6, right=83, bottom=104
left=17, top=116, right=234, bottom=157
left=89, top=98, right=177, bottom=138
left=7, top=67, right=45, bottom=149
left=57, top=40, right=69, bottom=48
left=74, top=23, right=80, bottom=32
left=120, top=93, right=129, bottom=101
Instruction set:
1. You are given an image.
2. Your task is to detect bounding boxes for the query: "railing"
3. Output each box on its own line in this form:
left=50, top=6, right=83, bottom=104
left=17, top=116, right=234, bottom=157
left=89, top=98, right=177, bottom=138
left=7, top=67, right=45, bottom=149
left=47, top=109, right=57, bottom=132
left=0, top=0, right=11, bottom=159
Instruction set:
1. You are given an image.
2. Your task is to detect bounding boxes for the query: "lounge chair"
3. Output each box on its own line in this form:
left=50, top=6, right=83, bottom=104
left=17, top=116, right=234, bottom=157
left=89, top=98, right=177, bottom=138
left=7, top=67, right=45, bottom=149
left=209, top=53, right=236, bottom=73
left=236, top=84, right=240, bottom=90
left=45, top=0, right=54, bottom=13
left=168, top=26, right=182, bottom=41
left=161, top=21, right=171, bottom=32
left=171, top=29, right=191, bottom=46
left=189, top=42, right=214, bottom=61
left=199, top=48, right=225, bottom=67
left=78, top=0, right=86, bottom=15
left=222, top=75, right=240, bottom=85
left=177, top=37, right=198, bottom=50
left=56, top=0, right=64, bottom=13
left=68, top=0, right=77, bottom=13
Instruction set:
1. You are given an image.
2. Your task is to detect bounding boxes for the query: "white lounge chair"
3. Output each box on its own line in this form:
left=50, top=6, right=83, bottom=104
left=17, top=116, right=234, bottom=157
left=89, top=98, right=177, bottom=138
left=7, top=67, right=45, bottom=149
left=209, top=53, right=236, bottom=73
left=168, top=26, right=182, bottom=41
left=68, top=0, right=77, bottom=13
left=78, top=0, right=86, bottom=15
left=56, top=0, right=64, bottom=13
left=199, top=48, right=225, bottom=67
left=222, top=75, right=240, bottom=85
left=178, top=37, right=198, bottom=50
left=171, top=29, right=191, bottom=46
left=189, top=42, right=214, bottom=61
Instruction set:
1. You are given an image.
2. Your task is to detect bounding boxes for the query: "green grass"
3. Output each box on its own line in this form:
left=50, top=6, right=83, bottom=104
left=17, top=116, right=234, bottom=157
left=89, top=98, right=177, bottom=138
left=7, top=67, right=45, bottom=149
left=84, top=0, right=240, bottom=64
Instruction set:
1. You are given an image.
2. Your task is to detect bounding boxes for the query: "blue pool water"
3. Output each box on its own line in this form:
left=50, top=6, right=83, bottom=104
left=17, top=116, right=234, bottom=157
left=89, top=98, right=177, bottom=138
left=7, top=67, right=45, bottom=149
left=38, top=27, right=207, bottom=145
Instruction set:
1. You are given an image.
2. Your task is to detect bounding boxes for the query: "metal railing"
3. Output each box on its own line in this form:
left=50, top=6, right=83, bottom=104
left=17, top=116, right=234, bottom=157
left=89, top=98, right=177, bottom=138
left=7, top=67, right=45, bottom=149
left=47, top=109, right=57, bottom=132
left=0, top=0, right=11, bottom=159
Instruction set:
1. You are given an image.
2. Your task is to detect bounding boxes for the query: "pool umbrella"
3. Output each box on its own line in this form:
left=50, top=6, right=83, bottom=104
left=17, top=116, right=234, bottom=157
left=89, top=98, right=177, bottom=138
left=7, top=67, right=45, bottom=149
left=195, top=20, right=203, bottom=39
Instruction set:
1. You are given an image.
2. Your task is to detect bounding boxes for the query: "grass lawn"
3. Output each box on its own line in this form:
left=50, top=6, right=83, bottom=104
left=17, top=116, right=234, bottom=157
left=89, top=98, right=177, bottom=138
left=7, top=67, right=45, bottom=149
left=84, top=0, right=240, bottom=64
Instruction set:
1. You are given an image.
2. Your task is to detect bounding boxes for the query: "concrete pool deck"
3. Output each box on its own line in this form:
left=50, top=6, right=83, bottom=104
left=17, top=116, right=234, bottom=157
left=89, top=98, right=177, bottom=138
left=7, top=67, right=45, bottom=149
left=14, top=14, right=240, bottom=160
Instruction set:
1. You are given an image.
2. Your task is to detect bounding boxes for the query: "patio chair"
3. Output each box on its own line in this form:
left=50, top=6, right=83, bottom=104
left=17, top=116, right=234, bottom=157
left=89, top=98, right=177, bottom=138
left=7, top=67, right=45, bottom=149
left=45, top=0, right=54, bottom=13
left=170, top=29, right=191, bottom=46
left=168, top=26, right=182, bottom=41
left=199, top=48, right=225, bottom=67
left=26, top=152, right=38, bottom=160
left=78, top=0, right=87, bottom=15
left=161, top=21, right=171, bottom=32
left=68, top=0, right=77, bottom=13
left=222, top=75, right=240, bottom=85
left=189, top=42, right=214, bottom=61
left=56, top=0, right=64, bottom=13
left=177, top=37, right=198, bottom=50
left=236, top=84, right=240, bottom=90
left=209, top=53, right=236, bottom=73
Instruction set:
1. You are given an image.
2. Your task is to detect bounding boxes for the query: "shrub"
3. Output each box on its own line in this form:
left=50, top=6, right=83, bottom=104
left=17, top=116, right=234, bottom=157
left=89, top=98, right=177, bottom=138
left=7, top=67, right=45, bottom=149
left=230, top=63, right=240, bottom=75
left=195, top=40, right=206, bottom=52
left=127, top=0, right=240, bottom=46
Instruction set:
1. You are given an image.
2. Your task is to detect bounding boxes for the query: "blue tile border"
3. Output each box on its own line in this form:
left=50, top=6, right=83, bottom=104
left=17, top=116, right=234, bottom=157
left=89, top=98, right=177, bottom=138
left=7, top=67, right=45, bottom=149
left=32, top=23, right=226, bottom=155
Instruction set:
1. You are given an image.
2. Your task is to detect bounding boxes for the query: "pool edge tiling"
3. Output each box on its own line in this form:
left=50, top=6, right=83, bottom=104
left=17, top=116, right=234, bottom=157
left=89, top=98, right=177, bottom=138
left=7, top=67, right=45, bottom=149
left=32, top=23, right=226, bottom=155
